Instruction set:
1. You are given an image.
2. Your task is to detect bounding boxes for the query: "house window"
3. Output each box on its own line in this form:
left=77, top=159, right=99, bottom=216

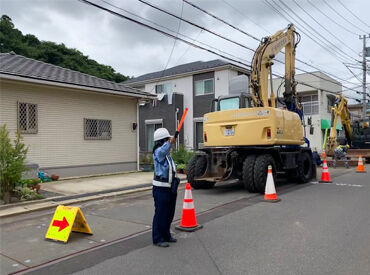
left=195, top=121, right=203, bottom=149
left=327, top=96, right=335, bottom=113
left=195, top=79, right=214, bottom=96
left=298, top=95, right=319, bottom=115
left=155, top=83, right=172, bottom=94
left=146, top=121, right=163, bottom=151
left=18, top=102, right=38, bottom=134
left=84, top=119, right=112, bottom=140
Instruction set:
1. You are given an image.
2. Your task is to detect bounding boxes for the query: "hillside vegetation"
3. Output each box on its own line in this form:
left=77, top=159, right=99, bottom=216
left=0, top=15, right=129, bottom=82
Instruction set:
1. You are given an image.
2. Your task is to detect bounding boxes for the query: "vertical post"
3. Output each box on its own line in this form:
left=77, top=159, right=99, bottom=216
left=360, top=34, right=370, bottom=119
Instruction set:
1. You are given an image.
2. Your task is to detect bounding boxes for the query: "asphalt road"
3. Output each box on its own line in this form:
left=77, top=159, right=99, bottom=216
left=1, top=167, right=369, bottom=275
left=71, top=169, right=370, bottom=275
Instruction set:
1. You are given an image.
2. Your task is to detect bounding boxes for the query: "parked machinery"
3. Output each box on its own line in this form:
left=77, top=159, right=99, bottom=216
left=187, top=24, right=315, bottom=193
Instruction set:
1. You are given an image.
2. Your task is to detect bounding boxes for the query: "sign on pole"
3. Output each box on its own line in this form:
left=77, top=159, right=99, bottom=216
left=365, top=46, right=370, bottom=57
left=45, top=205, right=92, bottom=243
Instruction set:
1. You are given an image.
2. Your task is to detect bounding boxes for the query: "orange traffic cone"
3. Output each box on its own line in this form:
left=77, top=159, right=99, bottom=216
left=264, top=165, right=280, bottom=202
left=319, top=159, right=332, bottom=183
left=175, top=183, right=203, bottom=232
left=356, top=155, right=366, bottom=173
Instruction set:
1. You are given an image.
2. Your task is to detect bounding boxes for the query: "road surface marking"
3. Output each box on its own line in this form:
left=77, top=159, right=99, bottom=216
left=311, top=182, right=363, bottom=187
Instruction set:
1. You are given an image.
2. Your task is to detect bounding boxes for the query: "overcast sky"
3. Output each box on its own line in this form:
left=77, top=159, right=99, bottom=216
left=2, top=0, right=369, bottom=102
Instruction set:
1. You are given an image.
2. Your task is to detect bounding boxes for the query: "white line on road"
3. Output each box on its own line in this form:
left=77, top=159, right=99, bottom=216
left=311, top=181, right=363, bottom=187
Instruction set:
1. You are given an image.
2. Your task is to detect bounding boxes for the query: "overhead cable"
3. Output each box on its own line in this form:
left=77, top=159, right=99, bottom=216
left=337, top=0, right=370, bottom=29
left=291, top=0, right=359, bottom=56
left=273, top=0, right=359, bottom=62
left=322, top=0, right=368, bottom=34
left=306, top=0, right=359, bottom=36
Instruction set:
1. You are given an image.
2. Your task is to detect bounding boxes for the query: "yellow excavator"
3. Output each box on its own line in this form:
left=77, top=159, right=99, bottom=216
left=186, top=24, right=315, bottom=193
left=325, top=95, right=353, bottom=156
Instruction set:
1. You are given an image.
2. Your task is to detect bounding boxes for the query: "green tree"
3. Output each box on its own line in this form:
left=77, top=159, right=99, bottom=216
left=0, top=125, right=28, bottom=204
left=0, top=15, right=130, bottom=82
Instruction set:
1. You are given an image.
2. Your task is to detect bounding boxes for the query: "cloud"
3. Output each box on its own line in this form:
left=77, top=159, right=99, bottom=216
left=1, top=0, right=369, bottom=104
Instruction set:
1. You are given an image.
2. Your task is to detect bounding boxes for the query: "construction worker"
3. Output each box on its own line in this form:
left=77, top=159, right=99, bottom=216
left=333, top=144, right=350, bottom=168
left=152, top=128, right=179, bottom=247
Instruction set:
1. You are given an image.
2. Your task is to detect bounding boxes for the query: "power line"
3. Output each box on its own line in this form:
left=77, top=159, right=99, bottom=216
left=80, top=0, right=362, bottom=96
left=137, top=0, right=256, bottom=53
left=272, top=0, right=359, bottom=62
left=264, top=0, right=353, bottom=64
left=337, top=0, right=370, bottom=29
left=78, top=0, right=252, bottom=69
left=306, top=0, right=359, bottom=36
left=182, top=0, right=360, bottom=86
left=183, top=0, right=260, bottom=41
left=322, top=0, right=368, bottom=34
left=99, top=0, right=251, bottom=66
left=291, top=0, right=359, bottom=56
left=219, top=0, right=272, bottom=35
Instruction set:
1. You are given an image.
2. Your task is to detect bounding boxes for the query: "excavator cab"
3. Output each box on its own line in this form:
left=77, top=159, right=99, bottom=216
left=210, top=92, right=253, bottom=112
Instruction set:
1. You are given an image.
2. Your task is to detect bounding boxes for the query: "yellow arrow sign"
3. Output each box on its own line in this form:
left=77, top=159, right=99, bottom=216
left=45, top=205, right=92, bottom=243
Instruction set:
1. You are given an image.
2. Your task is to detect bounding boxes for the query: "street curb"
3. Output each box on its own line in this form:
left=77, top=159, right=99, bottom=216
left=0, top=180, right=187, bottom=218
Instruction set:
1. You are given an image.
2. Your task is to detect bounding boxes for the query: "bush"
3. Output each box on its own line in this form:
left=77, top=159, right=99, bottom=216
left=20, top=178, right=41, bottom=187
left=14, top=186, right=43, bottom=201
left=0, top=125, right=29, bottom=203
left=139, top=152, right=153, bottom=165
left=171, top=145, right=195, bottom=165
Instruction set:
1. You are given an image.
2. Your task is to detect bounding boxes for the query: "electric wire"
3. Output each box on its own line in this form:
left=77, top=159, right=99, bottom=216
left=138, top=0, right=362, bottom=92
left=219, top=0, right=272, bottom=35
left=181, top=0, right=362, bottom=85
left=337, top=0, right=370, bottom=29
left=264, top=0, right=355, bottom=64
left=137, top=0, right=256, bottom=53
left=99, top=0, right=252, bottom=66
left=306, top=0, right=359, bottom=36
left=291, top=0, right=359, bottom=56
left=79, top=0, right=363, bottom=97
left=322, top=0, right=368, bottom=34
left=183, top=0, right=357, bottom=83
left=273, top=0, right=359, bottom=62
left=78, top=0, right=252, bottom=69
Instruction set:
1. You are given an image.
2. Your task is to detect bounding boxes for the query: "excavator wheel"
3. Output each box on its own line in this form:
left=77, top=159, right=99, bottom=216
left=253, top=154, right=277, bottom=194
left=296, top=151, right=313, bottom=183
left=242, top=155, right=257, bottom=193
left=187, top=155, right=215, bottom=189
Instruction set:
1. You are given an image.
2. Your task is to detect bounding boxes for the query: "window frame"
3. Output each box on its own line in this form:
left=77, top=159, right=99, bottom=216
left=298, top=94, right=319, bottom=116
left=17, top=102, right=38, bottom=134
left=194, top=78, right=214, bottom=96
left=84, top=118, right=112, bottom=140
left=155, top=83, right=172, bottom=95
left=145, top=120, right=163, bottom=152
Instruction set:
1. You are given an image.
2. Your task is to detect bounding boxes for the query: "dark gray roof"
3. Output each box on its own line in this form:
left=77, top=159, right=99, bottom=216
left=125, top=59, right=248, bottom=84
left=0, top=52, right=154, bottom=98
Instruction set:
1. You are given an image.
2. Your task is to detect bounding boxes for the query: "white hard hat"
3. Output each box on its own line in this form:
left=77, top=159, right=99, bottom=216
left=154, top=128, right=171, bottom=141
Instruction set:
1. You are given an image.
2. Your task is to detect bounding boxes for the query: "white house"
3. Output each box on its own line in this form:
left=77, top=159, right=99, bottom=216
left=272, top=71, right=342, bottom=152
left=0, top=52, right=156, bottom=178
left=125, top=59, right=250, bottom=150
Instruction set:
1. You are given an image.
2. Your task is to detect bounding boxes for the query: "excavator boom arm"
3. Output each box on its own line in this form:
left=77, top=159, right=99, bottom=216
left=250, top=24, right=299, bottom=117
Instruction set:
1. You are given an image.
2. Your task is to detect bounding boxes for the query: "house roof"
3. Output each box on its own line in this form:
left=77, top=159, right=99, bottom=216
left=0, top=52, right=155, bottom=98
left=125, top=59, right=250, bottom=85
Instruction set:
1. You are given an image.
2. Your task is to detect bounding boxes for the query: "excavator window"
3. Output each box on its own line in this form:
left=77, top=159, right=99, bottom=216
left=219, top=97, right=240, bottom=111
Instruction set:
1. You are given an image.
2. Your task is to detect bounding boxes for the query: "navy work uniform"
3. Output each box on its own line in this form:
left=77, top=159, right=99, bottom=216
left=333, top=144, right=349, bottom=168
left=152, top=132, right=178, bottom=247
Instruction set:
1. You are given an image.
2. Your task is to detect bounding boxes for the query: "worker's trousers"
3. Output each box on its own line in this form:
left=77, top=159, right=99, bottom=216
left=152, top=186, right=177, bottom=244
left=333, top=152, right=349, bottom=168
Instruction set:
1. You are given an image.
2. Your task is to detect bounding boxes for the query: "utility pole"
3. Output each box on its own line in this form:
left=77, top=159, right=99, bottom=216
left=359, top=34, right=370, bottom=119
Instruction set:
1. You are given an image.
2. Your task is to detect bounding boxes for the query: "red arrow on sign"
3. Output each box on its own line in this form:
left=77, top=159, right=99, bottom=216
left=52, top=217, right=69, bottom=232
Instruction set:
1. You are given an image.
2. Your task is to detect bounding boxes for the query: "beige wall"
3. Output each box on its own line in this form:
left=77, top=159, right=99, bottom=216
left=0, top=79, right=138, bottom=171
